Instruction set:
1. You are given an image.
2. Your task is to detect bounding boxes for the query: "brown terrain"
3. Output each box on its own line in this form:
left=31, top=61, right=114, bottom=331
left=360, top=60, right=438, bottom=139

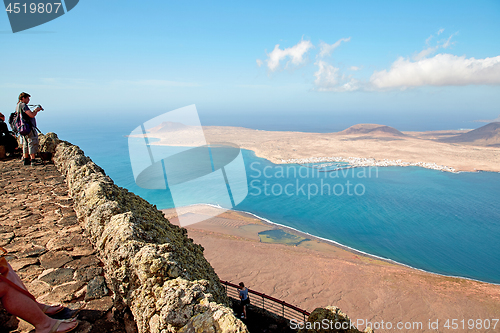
left=164, top=205, right=500, bottom=333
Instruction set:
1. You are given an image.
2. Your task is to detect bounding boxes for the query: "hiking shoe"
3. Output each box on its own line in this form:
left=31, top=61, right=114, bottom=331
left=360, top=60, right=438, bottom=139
left=23, top=158, right=30, bottom=166
left=30, top=159, right=42, bottom=166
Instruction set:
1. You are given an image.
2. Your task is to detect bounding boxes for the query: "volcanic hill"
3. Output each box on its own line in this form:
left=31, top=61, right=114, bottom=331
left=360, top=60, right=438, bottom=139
left=337, top=124, right=406, bottom=138
left=440, top=122, right=500, bottom=147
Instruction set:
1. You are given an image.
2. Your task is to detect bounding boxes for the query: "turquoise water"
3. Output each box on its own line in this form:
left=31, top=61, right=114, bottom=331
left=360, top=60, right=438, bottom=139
left=49, top=121, right=500, bottom=284
left=238, top=151, right=500, bottom=284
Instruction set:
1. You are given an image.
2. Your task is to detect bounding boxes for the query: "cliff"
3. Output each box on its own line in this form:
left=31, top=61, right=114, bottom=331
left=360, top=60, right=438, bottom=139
left=52, top=137, right=248, bottom=333
left=1, top=133, right=373, bottom=333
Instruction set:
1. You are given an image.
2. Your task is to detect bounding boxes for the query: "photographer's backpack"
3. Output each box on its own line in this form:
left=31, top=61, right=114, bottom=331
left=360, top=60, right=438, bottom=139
left=9, top=104, right=38, bottom=136
left=8, top=112, right=18, bottom=135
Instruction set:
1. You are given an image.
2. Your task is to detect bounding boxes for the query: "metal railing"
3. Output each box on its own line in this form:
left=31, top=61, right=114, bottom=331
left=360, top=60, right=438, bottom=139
left=220, top=280, right=310, bottom=323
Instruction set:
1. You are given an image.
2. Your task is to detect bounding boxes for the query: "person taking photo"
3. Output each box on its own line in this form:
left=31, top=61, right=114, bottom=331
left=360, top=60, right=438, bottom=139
left=16, top=92, right=42, bottom=166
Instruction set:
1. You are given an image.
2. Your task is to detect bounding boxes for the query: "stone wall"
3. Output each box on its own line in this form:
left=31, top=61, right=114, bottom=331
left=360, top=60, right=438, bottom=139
left=52, top=136, right=248, bottom=333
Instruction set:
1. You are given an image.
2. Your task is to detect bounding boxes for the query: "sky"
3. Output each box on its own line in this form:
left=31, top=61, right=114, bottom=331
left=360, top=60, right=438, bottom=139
left=1, top=0, right=500, bottom=132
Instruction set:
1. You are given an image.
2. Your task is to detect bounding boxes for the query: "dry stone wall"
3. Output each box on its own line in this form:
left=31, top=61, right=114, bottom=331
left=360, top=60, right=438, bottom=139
left=53, top=137, right=248, bottom=333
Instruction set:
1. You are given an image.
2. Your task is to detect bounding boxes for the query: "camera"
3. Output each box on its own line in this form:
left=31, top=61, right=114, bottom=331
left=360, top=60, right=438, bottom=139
left=29, top=104, right=44, bottom=111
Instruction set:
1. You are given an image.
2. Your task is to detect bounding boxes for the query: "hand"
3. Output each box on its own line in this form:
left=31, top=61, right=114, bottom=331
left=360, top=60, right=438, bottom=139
left=35, top=107, right=41, bottom=112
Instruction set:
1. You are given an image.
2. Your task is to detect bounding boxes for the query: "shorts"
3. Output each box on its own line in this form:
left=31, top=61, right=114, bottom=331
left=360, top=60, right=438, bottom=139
left=22, top=129, right=39, bottom=155
left=241, top=298, right=250, bottom=306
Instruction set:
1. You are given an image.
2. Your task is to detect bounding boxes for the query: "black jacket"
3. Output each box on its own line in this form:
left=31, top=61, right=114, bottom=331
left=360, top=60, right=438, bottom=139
left=0, top=120, right=9, bottom=136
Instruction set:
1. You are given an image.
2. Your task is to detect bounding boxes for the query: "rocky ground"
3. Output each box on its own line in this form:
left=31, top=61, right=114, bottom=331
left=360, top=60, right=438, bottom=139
left=0, top=155, right=135, bottom=333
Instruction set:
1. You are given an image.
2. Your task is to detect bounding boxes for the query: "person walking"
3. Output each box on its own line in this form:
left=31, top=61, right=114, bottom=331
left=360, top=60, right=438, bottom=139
left=238, top=282, right=250, bottom=319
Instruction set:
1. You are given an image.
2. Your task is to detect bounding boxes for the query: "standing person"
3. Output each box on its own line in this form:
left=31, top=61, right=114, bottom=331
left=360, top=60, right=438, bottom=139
left=238, top=282, right=250, bottom=319
left=16, top=92, right=42, bottom=166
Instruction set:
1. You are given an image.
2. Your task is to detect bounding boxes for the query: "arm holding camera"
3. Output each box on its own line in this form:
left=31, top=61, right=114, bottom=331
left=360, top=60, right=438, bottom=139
left=24, top=105, right=43, bottom=118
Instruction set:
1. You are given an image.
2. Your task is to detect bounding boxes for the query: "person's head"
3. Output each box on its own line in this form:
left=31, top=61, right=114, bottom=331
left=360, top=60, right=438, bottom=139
left=239, top=282, right=245, bottom=288
left=0, top=113, right=4, bottom=121
left=18, top=92, right=31, bottom=104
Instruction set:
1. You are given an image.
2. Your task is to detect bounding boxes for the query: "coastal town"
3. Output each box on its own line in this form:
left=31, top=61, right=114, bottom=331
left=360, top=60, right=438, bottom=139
left=281, top=156, right=457, bottom=173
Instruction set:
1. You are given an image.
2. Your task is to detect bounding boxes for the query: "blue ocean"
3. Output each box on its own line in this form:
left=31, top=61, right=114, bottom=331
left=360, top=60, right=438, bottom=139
left=47, top=118, right=500, bottom=284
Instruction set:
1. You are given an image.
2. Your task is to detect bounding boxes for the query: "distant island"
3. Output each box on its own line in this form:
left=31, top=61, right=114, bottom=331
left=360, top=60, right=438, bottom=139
left=138, top=122, right=500, bottom=172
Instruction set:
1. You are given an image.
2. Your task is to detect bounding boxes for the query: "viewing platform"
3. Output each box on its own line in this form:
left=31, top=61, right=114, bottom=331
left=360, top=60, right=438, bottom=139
left=0, top=155, right=131, bottom=332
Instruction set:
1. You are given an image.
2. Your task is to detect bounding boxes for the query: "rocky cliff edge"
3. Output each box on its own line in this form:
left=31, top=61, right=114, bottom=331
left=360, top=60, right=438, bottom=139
left=52, top=135, right=248, bottom=333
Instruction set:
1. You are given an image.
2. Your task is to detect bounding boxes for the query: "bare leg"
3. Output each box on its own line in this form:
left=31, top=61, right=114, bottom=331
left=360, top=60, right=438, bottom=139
left=5, top=264, right=29, bottom=289
left=0, top=281, right=77, bottom=333
left=6, top=264, right=61, bottom=314
left=23, top=138, right=28, bottom=159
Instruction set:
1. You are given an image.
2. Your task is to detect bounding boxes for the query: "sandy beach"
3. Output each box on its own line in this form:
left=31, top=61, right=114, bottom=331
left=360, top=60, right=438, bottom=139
left=163, top=205, right=500, bottom=332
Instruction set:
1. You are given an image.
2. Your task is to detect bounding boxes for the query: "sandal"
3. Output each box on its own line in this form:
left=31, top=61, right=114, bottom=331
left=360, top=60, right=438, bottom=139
left=48, top=319, right=78, bottom=333
left=48, top=307, right=81, bottom=320
left=53, top=318, right=77, bottom=323
left=42, top=304, right=64, bottom=315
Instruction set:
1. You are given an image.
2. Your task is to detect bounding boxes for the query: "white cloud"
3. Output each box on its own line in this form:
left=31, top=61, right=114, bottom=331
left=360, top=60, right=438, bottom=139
left=425, top=35, right=433, bottom=45
left=413, top=46, right=439, bottom=61
left=370, top=54, right=500, bottom=89
left=333, top=79, right=360, bottom=92
left=318, top=37, right=351, bottom=58
left=314, top=61, right=359, bottom=92
left=260, top=31, right=499, bottom=93
left=313, top=38, right=358, bottom=91
left=314, top=60, right=339, bottom=88
left=441, top=32, right=457, bottom=48
left=266, top=39, right=314, bottom=71
left=426, top=29, right=445, bottom=44
left=414, top=31, right=457, bottom=61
